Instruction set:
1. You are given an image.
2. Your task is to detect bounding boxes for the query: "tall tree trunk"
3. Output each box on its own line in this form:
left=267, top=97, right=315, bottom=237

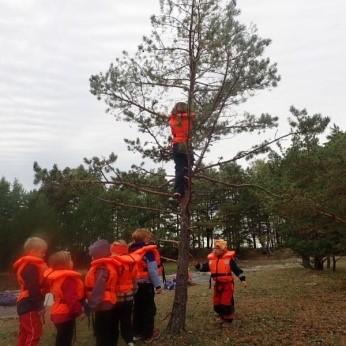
left=301, top=255, right=311, bottom=268
left=252, top=233, right=257, bottom=249
left=167, top=185, right=191, bottom=333
left=332, top=256, right=337, bottom=272
left=326, top=256, right=331, bottom=269
left=314, top=256, right=324, bottom=270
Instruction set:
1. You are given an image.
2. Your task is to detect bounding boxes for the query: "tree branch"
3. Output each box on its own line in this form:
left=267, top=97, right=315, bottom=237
left=198, top=132, right=296, bottom=171
left=194, top=174, right=281, bottom=198
left=97, top=197, right=171, bottom=214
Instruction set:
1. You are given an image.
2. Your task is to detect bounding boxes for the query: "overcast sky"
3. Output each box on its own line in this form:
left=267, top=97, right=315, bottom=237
left=1, top=0, right=346, bottom=190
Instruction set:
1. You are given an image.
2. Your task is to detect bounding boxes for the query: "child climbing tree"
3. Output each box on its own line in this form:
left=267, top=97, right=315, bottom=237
left=90, top=0, right=281, bottom=334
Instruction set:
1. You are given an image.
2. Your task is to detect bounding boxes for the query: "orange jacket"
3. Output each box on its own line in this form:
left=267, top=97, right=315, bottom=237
left=13, top=256, right=47, bottom=302
left=44, top=269, right=84, bottom=319
left=169, top=112, right=195, bottom=144
left=208, top=251, right=236, bottom=283
left=135, top=245, right=163, bottom=281
left=85, top=257, right=121, bottom=305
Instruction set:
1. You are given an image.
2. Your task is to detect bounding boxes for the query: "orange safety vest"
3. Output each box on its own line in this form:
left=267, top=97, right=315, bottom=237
left=112, top=255, right=137, bottom=296
left=134, top=245, right=163, bottom=281
left=208, top=251, right=236, bottom=283
left=44, top=269, right=84, bottom=318
left=85, top=257, right=121, bottom=305
left=13, top=256, right=47, bottom=302
left=169, top=112, right=195, bottom=144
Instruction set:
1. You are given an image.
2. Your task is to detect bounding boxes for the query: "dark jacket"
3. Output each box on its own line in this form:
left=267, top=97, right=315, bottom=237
left=17, top=264, right=45, bottom=315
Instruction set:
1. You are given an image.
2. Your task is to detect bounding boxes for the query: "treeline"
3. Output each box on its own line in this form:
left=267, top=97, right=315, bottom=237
left=1, top=126, right=346, bottom=271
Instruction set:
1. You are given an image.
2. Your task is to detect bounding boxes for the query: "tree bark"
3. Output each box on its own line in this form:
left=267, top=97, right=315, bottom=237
left=166, top=192, right=191, bottom=333
left=326, top=256, right=331, bottom=269
left=301, top=255, right=311, bottom=268
left=313, top=256, right=324, bottom=270
left=332, top=256, right=337, bottom=272
left=252, top=233, right=257, bottom=249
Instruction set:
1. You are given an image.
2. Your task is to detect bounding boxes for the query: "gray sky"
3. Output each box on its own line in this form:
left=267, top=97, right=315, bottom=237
left=1, top=0, right=346, bottom=190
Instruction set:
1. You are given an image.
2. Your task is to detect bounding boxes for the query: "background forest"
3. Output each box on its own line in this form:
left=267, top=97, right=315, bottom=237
left=2, top=123, right=345, bottom=271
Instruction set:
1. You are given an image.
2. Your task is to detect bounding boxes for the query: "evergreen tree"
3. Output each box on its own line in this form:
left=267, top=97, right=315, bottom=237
left=90, top=0, right=281, bottom=332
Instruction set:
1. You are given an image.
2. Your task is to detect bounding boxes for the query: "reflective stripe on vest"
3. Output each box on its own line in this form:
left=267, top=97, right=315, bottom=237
left=208, top=251, right=235, bottom=283
left=13, top=256, right=47, bottom=302
left=85, top=257, right=121, bottom=305
left=44, top=269, right=84, bottom=317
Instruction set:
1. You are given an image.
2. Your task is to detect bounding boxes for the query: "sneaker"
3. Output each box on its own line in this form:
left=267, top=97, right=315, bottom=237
left=144, top=329, right=160, bottom=344
left=127, top=343, right=135, bottom=346
left=133, top=335, right=143, bottom=341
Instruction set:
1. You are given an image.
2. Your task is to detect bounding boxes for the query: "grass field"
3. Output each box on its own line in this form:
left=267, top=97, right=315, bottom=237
left=2, top=259, right=346, bottom=345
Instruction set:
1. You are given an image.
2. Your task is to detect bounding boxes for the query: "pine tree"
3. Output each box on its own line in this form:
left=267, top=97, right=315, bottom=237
left=90, top=0, right=281, bottom=333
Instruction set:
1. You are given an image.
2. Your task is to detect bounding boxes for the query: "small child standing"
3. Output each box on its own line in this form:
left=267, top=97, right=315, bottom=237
left=195, top=239, right=246, bottom=327
left=44, top=251, right=84, bottom=346
left=85, top=239, right=121, bottom=346
left=13, top=237, right=48, bottom=346
left=129, top=229, right=162, bottom=344
left=111, top=240, right=137, bottom=346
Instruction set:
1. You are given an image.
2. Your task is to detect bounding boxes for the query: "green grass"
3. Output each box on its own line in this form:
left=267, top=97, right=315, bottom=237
left=2, top=260, right=346, bottom=345
left=163, top=261, right=177, bottom=275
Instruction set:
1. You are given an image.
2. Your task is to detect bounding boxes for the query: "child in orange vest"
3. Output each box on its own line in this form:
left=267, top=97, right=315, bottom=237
left=44, top=251, right=84, bottom=346
left=85, top=239, right=121, bottom=346
left=168, top=102, right=195, bottom=199
left=13, top=236, right=48, bottom=346
left=195, top=239, right=246, bottom=327
left=129, top=229, right=162, bottom=344
left=111, top=240, right=137, bottom=346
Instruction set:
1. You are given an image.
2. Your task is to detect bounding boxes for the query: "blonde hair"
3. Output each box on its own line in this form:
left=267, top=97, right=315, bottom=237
left=171, top=102, right=188, bottom=115
left=214, top=239, right=227, bottom=250
left=132, top=228, right=153, bottom=242
left=23, top=237, right=47, bottom=253
left=48, top=251, right=72, bottom=270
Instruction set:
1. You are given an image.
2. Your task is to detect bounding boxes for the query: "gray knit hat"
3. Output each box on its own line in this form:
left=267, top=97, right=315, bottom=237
left=88, top=239, right=111, bottom=259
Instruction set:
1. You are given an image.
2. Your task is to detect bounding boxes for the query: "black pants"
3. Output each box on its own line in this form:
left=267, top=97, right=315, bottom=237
left=133, top=283, right=156, bottom=339
left=55, top=319, right=75, bottom=346
left=94, top=309, right=118, bottom=346
left=173, top=144, right=189, bottom=195
left=114, top=300, right=134, bottom=344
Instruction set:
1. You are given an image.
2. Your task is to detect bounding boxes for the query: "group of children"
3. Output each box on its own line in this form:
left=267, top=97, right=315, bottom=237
left=13, top=228, right=162, bottom=346
left=13, top=228, right=246, bottom=346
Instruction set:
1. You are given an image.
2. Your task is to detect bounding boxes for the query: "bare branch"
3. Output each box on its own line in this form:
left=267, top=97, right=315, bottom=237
left=74, top=178, right=173, bottom=198
left=97, top=197, right=170, bottom=214
left=194, top=173, right=281, bottom=198
left=161, top=256, right=178, bottom=262
left=198, top=132, right=297, bottom=171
